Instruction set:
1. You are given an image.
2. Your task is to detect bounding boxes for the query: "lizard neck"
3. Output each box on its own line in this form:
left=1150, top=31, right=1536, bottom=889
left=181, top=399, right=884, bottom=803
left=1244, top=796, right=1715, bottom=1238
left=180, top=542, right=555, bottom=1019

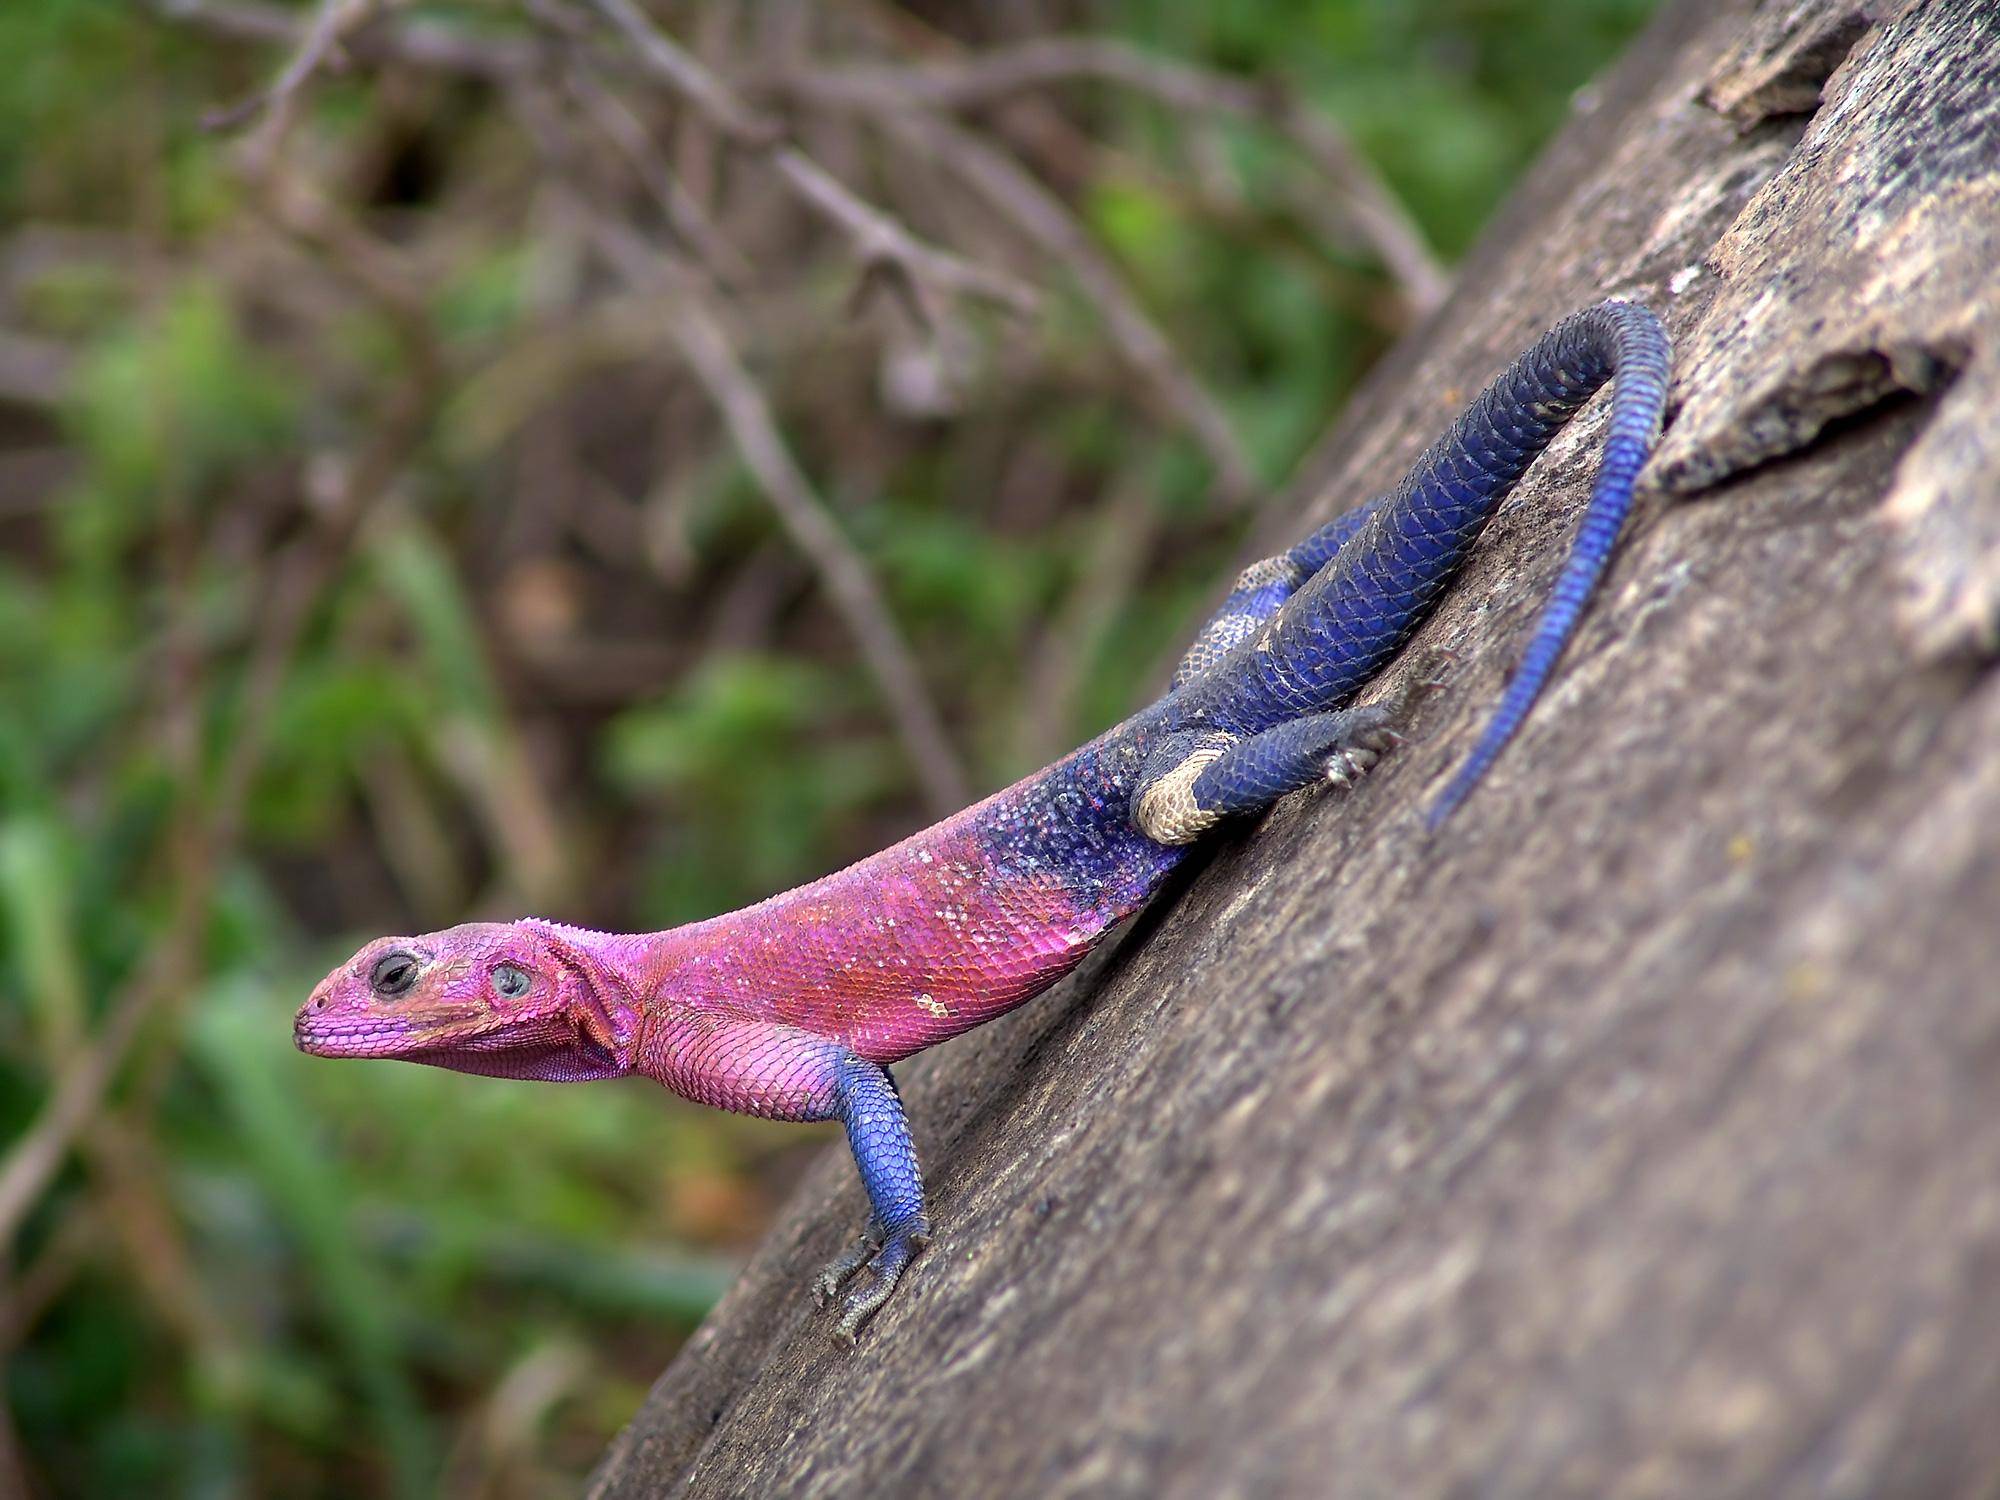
left=516, top=919, right=669, bottom=1071
left=522, top=918, right=690, bottom=989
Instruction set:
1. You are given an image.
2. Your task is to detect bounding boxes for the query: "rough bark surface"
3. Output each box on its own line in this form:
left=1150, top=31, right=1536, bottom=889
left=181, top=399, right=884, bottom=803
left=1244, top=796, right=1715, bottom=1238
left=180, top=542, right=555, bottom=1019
left=593, top=2, right=2000, bottom=1494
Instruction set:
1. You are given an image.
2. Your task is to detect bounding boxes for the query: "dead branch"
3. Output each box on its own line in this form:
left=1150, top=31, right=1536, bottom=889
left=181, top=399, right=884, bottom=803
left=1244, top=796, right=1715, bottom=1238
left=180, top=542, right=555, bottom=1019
left=163, top=0, right=1407, bottom=506
left=501, top=75, right=969, bottom=810
left=1008, top=470, right=1164, bottom=771
left=0, top=332, right=73, bottom=408
left=161, top=0, right=537, bottom=79
left=582, top=0, right=1041, bottom=319
left=578, top=205, right=971, bottom=814
left=881, top=109, right=1255, bottom=504
left=565, top=64, right=756, bottom=290
left=579, top=0, right=767, bottom=139
left=770, top=37, right=1447, bottom=312
left=203, top=0, right=390, bottom=179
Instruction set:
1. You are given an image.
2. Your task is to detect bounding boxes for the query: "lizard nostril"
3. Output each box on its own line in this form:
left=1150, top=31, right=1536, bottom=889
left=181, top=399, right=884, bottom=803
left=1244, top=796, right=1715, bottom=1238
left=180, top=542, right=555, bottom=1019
left=312, top=995, right=327, bottom=1011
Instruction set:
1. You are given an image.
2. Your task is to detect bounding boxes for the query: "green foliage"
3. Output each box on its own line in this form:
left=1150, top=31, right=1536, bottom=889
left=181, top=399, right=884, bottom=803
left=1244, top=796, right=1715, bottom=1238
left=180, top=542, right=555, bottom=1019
left=608, top=654, right=892, bottom=919
left=0, top=1, right=1655, bottom=1493
left=432, top=243, right=538, bottom=348
left=1119, top=0, right=1659, bottom=253
left=0, top=817, right=88, bottom=1055
left=65, top=282, right=301, bottom=528
left=191, top=981, right=433, bottom=1496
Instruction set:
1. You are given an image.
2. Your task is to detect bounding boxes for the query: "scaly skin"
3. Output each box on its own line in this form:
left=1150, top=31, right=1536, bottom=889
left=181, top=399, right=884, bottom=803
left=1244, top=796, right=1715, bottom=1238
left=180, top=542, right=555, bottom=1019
left=297, top=301, right=1671, bottom=1340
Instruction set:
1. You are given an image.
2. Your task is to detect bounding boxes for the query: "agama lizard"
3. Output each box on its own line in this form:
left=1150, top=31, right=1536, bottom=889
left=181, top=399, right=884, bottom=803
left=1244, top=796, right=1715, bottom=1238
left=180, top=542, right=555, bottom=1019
left=296, top=301, right=1671, bottom=1339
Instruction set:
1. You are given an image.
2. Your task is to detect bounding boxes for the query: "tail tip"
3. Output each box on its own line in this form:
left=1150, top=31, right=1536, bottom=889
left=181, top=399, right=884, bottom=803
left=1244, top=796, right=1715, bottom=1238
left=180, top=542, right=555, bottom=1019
left=1423, top=765, right=1479, bottom=832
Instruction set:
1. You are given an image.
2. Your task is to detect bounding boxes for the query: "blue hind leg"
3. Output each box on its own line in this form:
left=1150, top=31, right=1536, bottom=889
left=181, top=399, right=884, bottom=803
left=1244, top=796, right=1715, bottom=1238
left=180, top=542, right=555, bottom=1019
left=1171, top=498, right=1385, bottom=688
left=1130, top=707, right=1392, bottom=845
left=1175, top=300, right=1670, bottom=827
left=1132, top=662, right=1446, bottom=844
left=810, top=1055, right=931, bottom=1342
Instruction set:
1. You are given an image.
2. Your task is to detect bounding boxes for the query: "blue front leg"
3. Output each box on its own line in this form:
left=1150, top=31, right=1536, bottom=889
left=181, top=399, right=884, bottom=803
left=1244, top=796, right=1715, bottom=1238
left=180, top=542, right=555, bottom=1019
left=813, top=1053, right=932, bottom=1340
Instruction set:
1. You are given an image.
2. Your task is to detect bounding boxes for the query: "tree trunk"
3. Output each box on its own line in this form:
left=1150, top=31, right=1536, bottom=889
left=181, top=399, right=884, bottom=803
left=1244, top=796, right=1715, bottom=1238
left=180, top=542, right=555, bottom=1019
left=592, top=2, right=2000, bottom=1493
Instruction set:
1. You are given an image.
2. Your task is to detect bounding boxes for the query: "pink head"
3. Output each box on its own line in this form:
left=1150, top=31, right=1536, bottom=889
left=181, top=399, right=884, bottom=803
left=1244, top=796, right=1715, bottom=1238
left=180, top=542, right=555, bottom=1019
left=295, top=921, right=638, bottom=1082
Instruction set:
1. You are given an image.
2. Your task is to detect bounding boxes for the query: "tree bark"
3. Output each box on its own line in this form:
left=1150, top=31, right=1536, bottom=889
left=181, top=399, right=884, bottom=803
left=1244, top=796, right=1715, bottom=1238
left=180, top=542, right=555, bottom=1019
left=592, top=2, right=2000, bottom=1494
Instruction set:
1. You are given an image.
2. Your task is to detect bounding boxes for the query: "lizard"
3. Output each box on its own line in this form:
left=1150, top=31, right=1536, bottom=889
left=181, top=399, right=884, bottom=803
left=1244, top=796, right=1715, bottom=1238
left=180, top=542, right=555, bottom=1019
left=295, top=300, right=1671, bottom=1341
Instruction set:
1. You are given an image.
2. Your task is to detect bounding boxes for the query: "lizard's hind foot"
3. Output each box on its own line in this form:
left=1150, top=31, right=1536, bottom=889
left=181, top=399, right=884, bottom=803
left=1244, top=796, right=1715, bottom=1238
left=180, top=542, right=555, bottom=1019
left=1323, top=729, right=1400, bottom=790
left=1321, top=648, right=1454, bottom=790
left=1133, top=703, right=1410, bottom=844
left=821, top=1053, right=930, bottom=1340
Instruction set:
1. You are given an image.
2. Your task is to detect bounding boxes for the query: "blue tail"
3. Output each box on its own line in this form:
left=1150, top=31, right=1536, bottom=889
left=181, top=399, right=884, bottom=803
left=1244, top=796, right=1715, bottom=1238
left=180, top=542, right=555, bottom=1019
left=1420, top=303, right=1668, bottom=827
left=1181, top=300, right=1671, bottom=824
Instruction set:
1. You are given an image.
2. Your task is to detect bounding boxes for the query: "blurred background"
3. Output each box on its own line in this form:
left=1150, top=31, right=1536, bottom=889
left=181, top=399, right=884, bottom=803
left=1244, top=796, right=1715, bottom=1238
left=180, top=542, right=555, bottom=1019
left=0, top=0, right=1655, bottom=1493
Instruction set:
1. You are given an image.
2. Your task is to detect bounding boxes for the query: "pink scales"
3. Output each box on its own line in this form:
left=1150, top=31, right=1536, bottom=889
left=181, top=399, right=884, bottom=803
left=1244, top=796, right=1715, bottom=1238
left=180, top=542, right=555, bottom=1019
left=642, top=789, right=1110, bottom=1066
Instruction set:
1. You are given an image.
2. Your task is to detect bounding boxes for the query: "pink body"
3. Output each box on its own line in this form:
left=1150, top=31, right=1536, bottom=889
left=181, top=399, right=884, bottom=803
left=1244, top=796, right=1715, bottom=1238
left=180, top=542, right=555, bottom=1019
left=298, top=734, right=1179, bottom=1121
left=619, top=788, right=1112, bottom=1062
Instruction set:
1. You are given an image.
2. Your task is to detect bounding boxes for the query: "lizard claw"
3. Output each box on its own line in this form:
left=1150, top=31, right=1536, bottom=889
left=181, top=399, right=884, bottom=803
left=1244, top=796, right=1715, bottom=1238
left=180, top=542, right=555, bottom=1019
left=1411, top=646, right=1458, bottom=697
left=812, top=1259, right=854, bottom=1308
left=1327, top=652, right=1451, bottom=784
left=813, top=1220, right=883, bottom=1307
left=827, top=1224, right=930, bottom=1343
left=1368, top=650, right=1455, bottom=724
left=1323, top=712, right=1410, bottom=788
left=1324, top=746, right=1380, bottom=788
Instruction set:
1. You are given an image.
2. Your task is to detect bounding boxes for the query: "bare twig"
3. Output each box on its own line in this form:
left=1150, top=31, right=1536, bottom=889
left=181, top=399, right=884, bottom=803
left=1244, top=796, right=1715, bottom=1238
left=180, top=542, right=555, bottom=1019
left=580, top=207, right=970, bottom=812
left=502, top=73, right=969, bottom=807
left=0, top=1379, right=30, bottom=1500
left=882, top=110, right=1255, bottom=504
left=0, top=527, right=404, bottom=1261
left=0, top=919, right=186, bottom=1261
left=0, top=332, right=73, bottom=408
left=161, top=0, right=535, bottom=78
left=772, top=37, right=1447, bottom=312
left=564, top=65, right=756, bottom=290
left=85, top=1118, right=242, bottom=1376
left=580, top=0, right=1042, bottom=318
left=1, top=1209, right=99, bottom=1349
left=203, top=0, right=389, bottom=177
left=1009, top=470, right=1165, bottom=770
left=581, top=0, right=767, bottom=138
left=165, top=0, right=1437, bottom=314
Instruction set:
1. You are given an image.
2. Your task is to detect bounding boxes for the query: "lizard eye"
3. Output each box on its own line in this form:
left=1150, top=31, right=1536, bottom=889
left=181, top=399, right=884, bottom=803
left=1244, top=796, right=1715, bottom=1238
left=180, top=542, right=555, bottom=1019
left=369, top=950, right=420, bottom=999
left=492, top=963, right=532, bottom=1000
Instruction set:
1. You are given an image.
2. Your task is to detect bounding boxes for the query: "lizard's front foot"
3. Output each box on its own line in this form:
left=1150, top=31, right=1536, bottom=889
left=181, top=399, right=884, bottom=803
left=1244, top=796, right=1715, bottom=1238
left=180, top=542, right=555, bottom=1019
left=813, top=1216, right=931, bottom=1343
left=1391, top=647, right=1457, bottom=715
left=813, top=1217, right=881, bottom=1308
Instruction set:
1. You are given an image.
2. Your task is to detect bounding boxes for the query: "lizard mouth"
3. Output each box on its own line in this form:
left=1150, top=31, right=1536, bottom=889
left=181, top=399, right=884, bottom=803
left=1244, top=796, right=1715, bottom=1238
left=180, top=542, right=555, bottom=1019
left=293, top=1015, right=440, bottom=1058
left=400, top=1032, right=619, bottom=1080
left=292, top=1004, right=499, bottom=1059
left=292, top=1012, right=621, bottom=1075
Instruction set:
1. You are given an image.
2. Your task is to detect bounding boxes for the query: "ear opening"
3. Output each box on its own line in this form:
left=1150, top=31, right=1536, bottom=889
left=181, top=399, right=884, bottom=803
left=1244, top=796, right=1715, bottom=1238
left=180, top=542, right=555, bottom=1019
left=536, top=930, right=632, bottom=1058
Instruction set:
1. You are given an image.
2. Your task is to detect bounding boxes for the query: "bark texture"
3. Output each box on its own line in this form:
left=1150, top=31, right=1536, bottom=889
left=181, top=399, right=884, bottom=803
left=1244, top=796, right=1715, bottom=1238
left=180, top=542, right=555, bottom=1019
left=593, top=2, right=2000, bottom=1494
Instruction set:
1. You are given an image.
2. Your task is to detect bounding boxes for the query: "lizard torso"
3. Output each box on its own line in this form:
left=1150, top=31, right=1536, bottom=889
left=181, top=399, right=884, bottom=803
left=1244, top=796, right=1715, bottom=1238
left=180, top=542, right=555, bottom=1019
left=617, top=716, right=1180, bottom=1069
